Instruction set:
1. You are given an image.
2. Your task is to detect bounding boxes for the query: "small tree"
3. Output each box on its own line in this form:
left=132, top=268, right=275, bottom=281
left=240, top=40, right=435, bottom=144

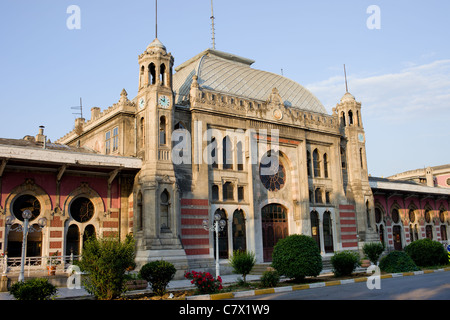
left=79, top=234, right=136, bottom=300
left=331, top=250, right=360, bottom=277
left=362, top=242, right=385, bottom=265
left=229, top=250, right=256, bottom=283
left=272, top=234, right=322, bottom=281
left=139, top=260, right=176, bottom=296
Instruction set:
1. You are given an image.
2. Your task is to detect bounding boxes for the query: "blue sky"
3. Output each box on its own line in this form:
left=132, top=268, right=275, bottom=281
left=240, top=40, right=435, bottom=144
left=0, top=0, right=449, bottom=177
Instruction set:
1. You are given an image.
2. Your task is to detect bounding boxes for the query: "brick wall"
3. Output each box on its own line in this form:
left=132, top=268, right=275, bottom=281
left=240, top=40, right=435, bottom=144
left=180, top=199, right=210, bottom=256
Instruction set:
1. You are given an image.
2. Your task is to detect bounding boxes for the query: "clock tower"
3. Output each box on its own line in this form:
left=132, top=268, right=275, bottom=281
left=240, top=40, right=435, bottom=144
left=134, top=38, right=186, bottom=269
left=335, top=91, right=379, bottom=245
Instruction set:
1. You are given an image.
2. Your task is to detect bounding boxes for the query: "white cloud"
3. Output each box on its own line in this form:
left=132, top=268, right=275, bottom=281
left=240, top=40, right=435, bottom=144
left=306, top=59, right=450, bottom=124
left=305, top=59, right=450, bottom=177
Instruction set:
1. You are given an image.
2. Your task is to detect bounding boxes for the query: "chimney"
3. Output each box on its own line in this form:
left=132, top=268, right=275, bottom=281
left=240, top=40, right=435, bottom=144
left=35, top=125, right=46, bottom=143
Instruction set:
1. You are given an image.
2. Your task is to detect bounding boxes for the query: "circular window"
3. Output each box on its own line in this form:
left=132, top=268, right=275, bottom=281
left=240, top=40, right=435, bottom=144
left=70, top=197, right=94, bottom=223
left=259, top=154, right=286, bottom=192
left=12, top=194, right=41, bottom=221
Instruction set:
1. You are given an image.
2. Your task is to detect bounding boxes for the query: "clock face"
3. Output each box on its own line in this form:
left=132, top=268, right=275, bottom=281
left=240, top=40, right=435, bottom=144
left=139, top=98, right=145, bottom=109
left=158, top=95, right=170, bottom=108
left=358, top=133, right=364, bottom=143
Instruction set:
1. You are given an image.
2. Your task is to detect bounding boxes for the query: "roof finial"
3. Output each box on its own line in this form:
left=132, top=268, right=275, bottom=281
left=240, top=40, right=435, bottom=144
left=210, top=0, right=216, bottom=49
left=156, top=0, right=159, bottom=39
left=344, top=64, right=349, bottom=93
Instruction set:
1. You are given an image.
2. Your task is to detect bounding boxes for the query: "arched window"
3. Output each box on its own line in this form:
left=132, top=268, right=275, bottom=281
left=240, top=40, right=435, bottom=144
left=140, top=117, right=145, bottom=147
left=323, top=211, right=334, bottom=253
left=310, top=210, right=320, bottom=250
left=211, top=185, right=219, bottom=201
left=237, top=141, right=244, bottom=171
left=136, top=192, right=143, bottom=231
left=83, top=225, right=96, bottom=245
left=160, top=189, right=170, bottom=231
left=211, top=137, right=218, bottom=169
left=313, top=149, right=321, bottom=177
left=307, top=151, right=312, bottom=177
left=323, top=153, right=329, bottom=178
left=222, top=136, right=233, bottom=169
left=66, top=224, right=80, bottom=256
left=159, top=116, right=166, bottom=145
left=366, top=200, right=371, bottom=227
left=139, top=65, right=145, bottom=87
left=149, top=63, right=156, bottom=85
left=232, top=210, right=246, bottom=252
left=340, top=111, right=346, bottom=127
left=160, top=63, right=166, bottom=86
left=214, top=209, right=228, bottom=259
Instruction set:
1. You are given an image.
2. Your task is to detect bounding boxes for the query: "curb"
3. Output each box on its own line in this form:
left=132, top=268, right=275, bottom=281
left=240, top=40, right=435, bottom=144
left=186, top=267, right=450, bottom=300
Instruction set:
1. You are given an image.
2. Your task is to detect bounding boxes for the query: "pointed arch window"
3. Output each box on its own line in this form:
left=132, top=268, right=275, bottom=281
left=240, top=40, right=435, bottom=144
left=232, top=209, right=246, bottom=252
left=149, top=63, right=156, bottom=85
left=223, top=136, right=233, bottom=170
left=313, top=149, right=321, bottom=177
left=160, top=189, right=170, bottom=231
left=160, top=63, right=166, bottom=86
left=159, top=116, right=167, bottom=145
left=323, top=153, right=329, bottom=178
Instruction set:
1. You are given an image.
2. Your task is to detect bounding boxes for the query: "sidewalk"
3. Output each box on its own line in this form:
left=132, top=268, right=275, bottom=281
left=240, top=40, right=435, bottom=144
left=0, top=273, right=265, bottom=300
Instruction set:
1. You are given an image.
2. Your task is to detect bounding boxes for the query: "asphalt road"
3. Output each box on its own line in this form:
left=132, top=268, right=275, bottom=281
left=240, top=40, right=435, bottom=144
left=238, top=270, right=450, bottom=300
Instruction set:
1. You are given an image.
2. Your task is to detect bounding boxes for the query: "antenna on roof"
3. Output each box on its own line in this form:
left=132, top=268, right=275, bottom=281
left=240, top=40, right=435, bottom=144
left=155, top=0, right=158, bottom=38
left=71, top=97, right=83, bottom=119
left=343, top=64, right=349, bottom=93
left=210, top=0, right=216, bottom=49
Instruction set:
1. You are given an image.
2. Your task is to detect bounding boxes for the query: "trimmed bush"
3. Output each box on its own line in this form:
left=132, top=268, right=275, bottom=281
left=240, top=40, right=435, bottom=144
left=139, top=260, right=176, bottom=296
left=404, top=238, right=448, bottom=267
left=271, top=234, right=322, bottom=281
left=260, top=270, right=280, bottom=288
left=229, top=250, right=256, bottom=283
left=9, top=278, right=57, bottom=300
left=78, top=234, right=136, bottom=300
left=379, top=251, right=420, bottom=273
left=362, top=242, right=385, bottom=265
left=331, top=250, right=360, bottom=277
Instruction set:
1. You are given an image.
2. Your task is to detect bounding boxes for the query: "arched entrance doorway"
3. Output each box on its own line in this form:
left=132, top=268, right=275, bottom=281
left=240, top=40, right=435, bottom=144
left=261, top=204, right=288, bottom=262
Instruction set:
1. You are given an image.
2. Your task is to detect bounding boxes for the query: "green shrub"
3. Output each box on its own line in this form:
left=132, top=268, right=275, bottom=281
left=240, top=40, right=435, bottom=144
left=260, top=270, right=280, bottom=288
left=138, top=260, right=176, bottom=296
left=379, top=251, right=420, bottom=273
left=184, top=271, right=223, bottom=294
left=404, top=238, right=448, bottom=267
left=78, top=234, right=136, bottom=300
left=9, top=278, right=57, bottom=300
left=229, top=250, right=256, bottom=283
left=331, top=250, right=360, bottom=277
left=271, top=234, right=322, bottom=281
left=362, top=242, right=385, bottom=265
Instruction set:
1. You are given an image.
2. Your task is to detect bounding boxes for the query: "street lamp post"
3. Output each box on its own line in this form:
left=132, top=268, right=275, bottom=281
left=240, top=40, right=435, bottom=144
left=203, top=213, right=226, bottom=278
left=5, top=210, right=46, bottom=282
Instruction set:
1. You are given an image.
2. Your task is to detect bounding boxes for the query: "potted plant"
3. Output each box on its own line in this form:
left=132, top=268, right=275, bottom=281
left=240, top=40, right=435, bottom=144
left=46, top=251, right=61, bottom=275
